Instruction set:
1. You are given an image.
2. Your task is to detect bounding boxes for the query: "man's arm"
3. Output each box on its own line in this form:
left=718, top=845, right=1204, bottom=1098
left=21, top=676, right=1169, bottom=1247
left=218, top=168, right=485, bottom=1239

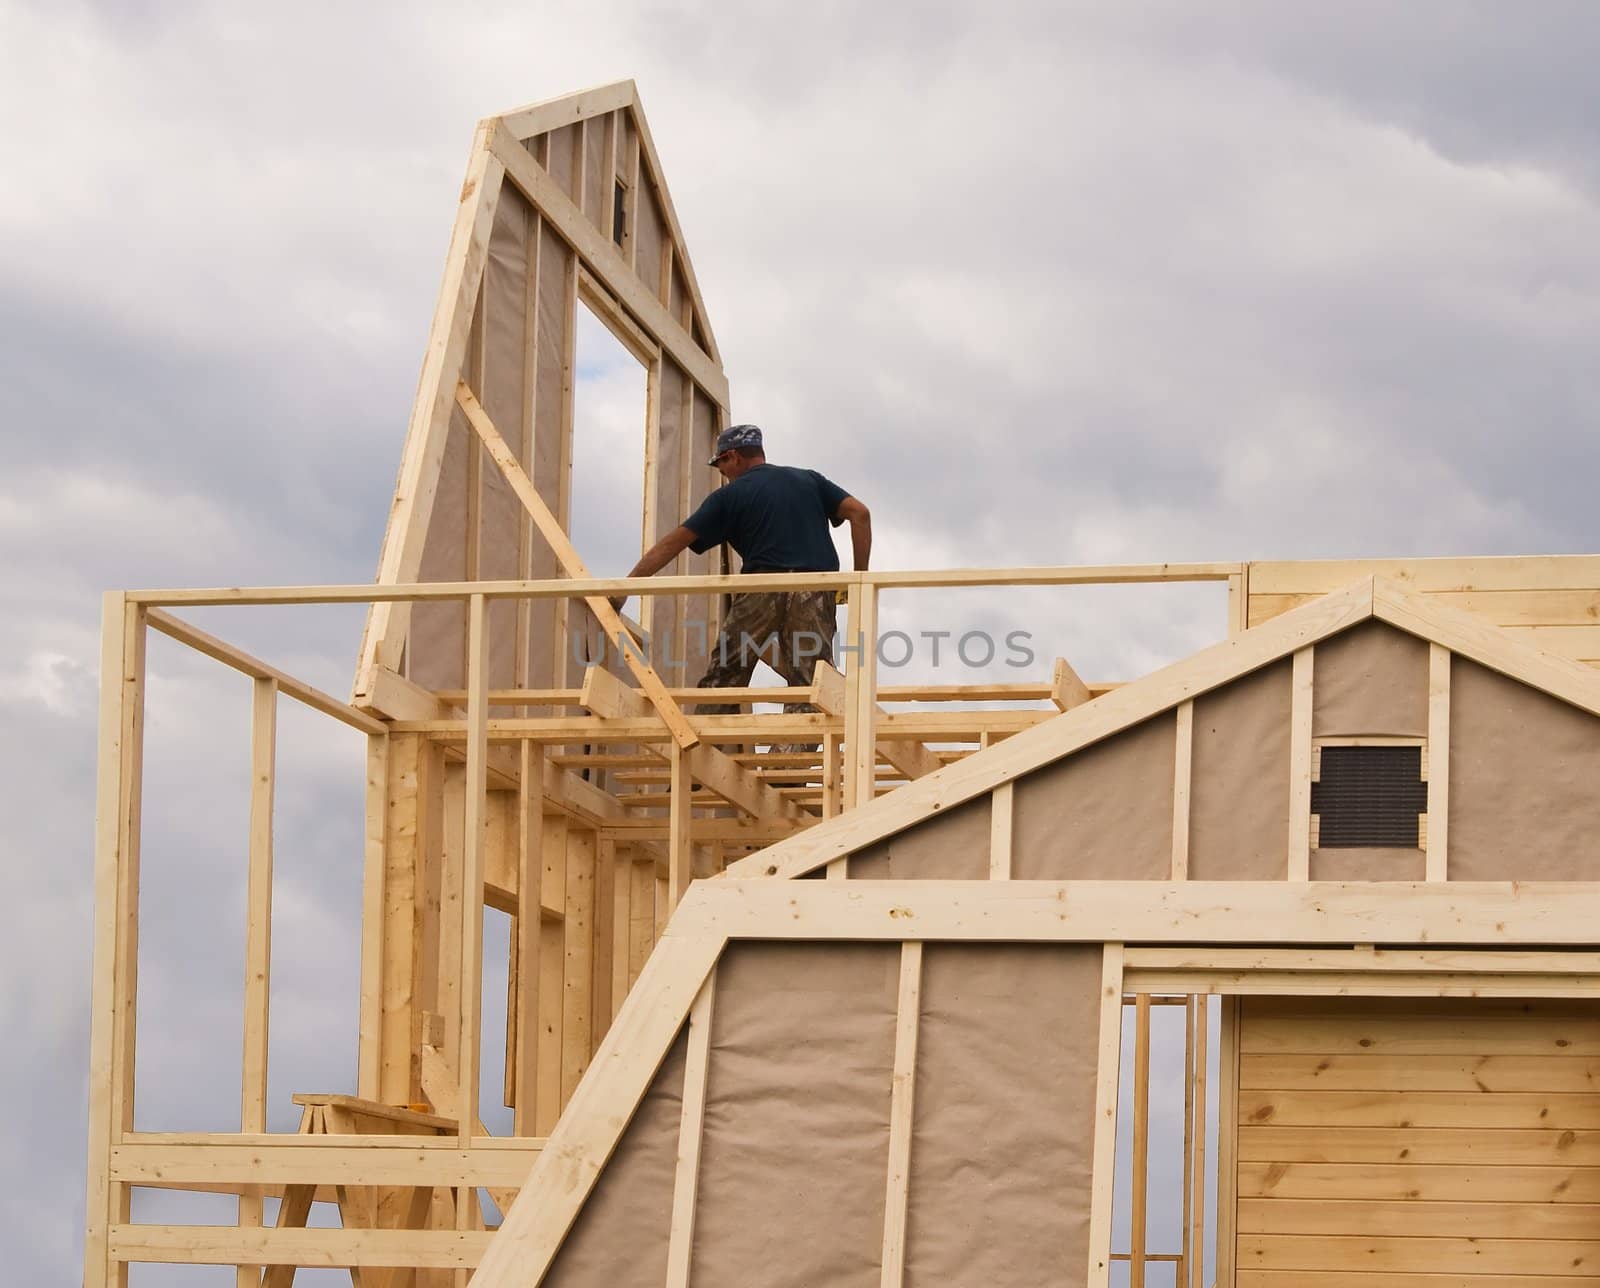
left=836, top=496, right=871, bottom=571
left=610, top=525, right=699, bottom=610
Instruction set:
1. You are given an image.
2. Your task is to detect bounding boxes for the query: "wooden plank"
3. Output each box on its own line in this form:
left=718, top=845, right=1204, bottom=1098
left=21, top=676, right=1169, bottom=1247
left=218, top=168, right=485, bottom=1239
left=842, top=581, right=880, bottom=809
left=417, top=1045, right=520, bottom=1215
left=147, top=608, right=385, bottom=735
left=723, top=577, right=1376, bottom=879
left=811, top=659, right=941, bottom=782
left=1217, top=996, right=1241, bottom=1288
left=470, top=934, right=723, bottom=1286
left=1240, top=1196, right=1600, bottom=1238
left=1171, top=701, right=1192, bottom=881
left=591, top=835, right=617, bottom=1048
left=1239, top=1273, right=1600, bottom=1288
left=1239, top=1233, right=1600, bottom=1275
left=1240, top=1160, right=1600, bottom=1202
left=988, top=784, right=1013, bottom=880
left=489, top=124, right=729, bottom=407
left=456, top=381, right=699, bottom=750
left=497, top=79, right=636, bottom=141
left=513, top=744, right=544, bottom=1134
left=1051, top=656, right=1092, bottom=711
left=1190, top=994, right=1208, bottom=1288
left=663, top=973, right=717, bottom=1288
left=669, top=742, right=693, bottom=908
left=85, top=595, right=139, bottom=1288
left=1239, top=1125, right=1600, bottom=1165
left=237, top=676, right=276, bottom=1285
left=561, top=827, right=597, bottom=1102
left=110, top=1224, right=494, bottom=1268
left=534, top=812, right=568, bottom=1134
left=456, top=597, right=490, bottom=1157
left=1287, top=647, right=1313, bottom=880
left=1131, top=993, right=1151, bottom=1288
left=673, top=878, right=1600, bottom=947
left=110, top=1142, right=542, bottom=1187
left=357, top=734, right=389, bottom=1101
left=1426, top=644, right=1449, bottom=881
left=1248, top=554, right=1600, bottom=596
left=1242, top=1011, right=1600, bottom=1056
left=1241, top=1051, right=1600, bottom=1092
left=1087, top=945, right=1124, bottom=1288
left=880, top=942, right=923, bottom=1288
left=578, top=663, right=803, bottom=823
left=356, top=124, right=504, bottom=689
left=1239, top=1089, right=1600, bottom=1129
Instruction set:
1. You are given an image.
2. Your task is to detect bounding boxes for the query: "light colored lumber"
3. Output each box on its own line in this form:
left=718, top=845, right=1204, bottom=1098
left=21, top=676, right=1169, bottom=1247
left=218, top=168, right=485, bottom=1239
left=111, top=1142, right=541, bottom=1188
left=1240, top=1196, right=1600, bottom=1239
left=1131, top=993, right=1151, bottom=1288
left=496, top=79, right=637, bottom=142
left=357, top=734, right=388, bottom=1100
left=1426, top=643, right=1449, bottom=881
left=1171, top=701, right=1192, bottom=880
left=489, top=122, right=729, bottom=406
left=513, top=743, right=544, bottom=1135
left=147, top=608, right=384, bottom=735
left=811, top=659, right=941, bottom=782
left=880, top=941, right=923, bottom=1288
left=457, top=596, right=490, bottom=1158
left=663, top=973, right=716, bottom=1288
left=1287, top=647, right=1313, bottom=880
left=110, top=1224, right=493, bottom=1268
left=1217, top=997, right=1240, bottom=1288
left=1051, top=655, right=1092, bottom=710
left=417, top=1046, right=519, bottom=1215
left=1086, top=945, right=1124, bottom=1288
left=988, top=783, right=1013, bottom=880
left=1238, top=1233, right=1600, bottom=1276
left=456, top=380, right=699, bottom=750
left=471, top=933, right=724, bottom=1285
left=356, top=122, right=504, bottom=691
left=842, top=581, right=879, bottom=808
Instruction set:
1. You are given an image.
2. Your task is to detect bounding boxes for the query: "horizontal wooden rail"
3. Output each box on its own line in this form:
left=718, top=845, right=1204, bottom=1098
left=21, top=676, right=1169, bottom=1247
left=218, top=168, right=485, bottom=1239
left=146, top=609, right=385, bottom=735
left=126, top=562, right=1242, bottom=607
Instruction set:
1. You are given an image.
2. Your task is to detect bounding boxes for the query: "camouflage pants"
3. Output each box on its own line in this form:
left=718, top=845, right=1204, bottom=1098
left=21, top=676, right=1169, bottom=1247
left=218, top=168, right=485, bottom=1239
left=695, top=591, right=837, bottom=742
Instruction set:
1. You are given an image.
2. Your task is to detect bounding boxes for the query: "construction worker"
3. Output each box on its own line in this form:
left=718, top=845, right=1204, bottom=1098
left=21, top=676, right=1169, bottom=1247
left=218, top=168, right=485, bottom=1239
left=610, top=424, right=871, bottom=717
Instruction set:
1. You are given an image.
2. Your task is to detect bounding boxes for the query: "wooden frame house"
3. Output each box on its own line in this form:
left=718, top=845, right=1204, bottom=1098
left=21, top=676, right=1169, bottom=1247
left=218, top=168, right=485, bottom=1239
left=85, top=82, right=1600, bottom=1287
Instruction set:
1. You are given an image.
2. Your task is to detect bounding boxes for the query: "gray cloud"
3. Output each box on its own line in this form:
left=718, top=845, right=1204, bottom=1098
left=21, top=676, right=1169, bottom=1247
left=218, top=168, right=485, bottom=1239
left=7, top=2, right=1600, bottom=1281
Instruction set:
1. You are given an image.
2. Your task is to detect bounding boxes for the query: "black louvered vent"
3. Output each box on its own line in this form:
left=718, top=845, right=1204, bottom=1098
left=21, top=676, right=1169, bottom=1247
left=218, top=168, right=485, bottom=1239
left=1311, top=745, right=1428, bottom=848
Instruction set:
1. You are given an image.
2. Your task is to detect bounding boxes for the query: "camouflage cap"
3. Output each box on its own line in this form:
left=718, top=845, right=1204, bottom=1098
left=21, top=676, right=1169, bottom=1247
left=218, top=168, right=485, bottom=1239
left=708, top=423, right=763, bottom=465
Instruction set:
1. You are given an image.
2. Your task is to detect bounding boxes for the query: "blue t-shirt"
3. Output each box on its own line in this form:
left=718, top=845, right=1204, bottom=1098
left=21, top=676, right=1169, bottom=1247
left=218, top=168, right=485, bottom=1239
left=683, top=464, right=851, bottom=572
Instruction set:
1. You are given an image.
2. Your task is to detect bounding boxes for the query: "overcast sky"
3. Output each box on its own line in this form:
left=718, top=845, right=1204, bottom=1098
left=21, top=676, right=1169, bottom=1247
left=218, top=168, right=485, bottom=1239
left=6, top=1, right=1600, bottom=1280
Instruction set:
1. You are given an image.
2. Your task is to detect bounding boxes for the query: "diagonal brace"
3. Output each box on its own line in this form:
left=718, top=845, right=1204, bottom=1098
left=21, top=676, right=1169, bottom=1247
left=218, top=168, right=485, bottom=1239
left=455, top=381, right=698, bottom=750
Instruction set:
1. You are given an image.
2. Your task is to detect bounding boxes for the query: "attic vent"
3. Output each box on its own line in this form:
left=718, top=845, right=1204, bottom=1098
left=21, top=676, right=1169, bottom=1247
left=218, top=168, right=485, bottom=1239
left=613, top=180, right=627, bottom=247
left=1311, top=744, right=1428, bottom=848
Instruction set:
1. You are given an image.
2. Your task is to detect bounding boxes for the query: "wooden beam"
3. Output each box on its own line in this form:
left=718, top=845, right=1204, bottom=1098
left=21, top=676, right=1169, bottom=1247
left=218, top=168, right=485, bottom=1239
left=513, top=742, right=545, bottom=1135
left=880, top=941, right=923, bottom=1288
left=237, top=677, right=275, bottom=1286
left=489, top=122, right=730, bottom=408
left=147, top=608, right=385, bottom=735
left=811, top=659, right=941, bottom=782
left=1051, top=656, right=1092, bottom=711
left=1171, top=701, right=1193, bottom=880
left=578, top=664, right=804, bottom=824
left=1131, top=992, right=1151, bottom=1288
left=109, top=1224, right=494, bottom=1268
left=1087, top=945, right=1124, bottom=1288
left=664, top=973, right=716, bottom=1288
left=456, top=381, right=699, bottom=750
left=1287, top=647, right=1313, bottom=880
left=1427, top=643, right=1451, bottom=882
left=988, top=784, right=1013, bottom=881
left=357, top=123, right=505, bottom=692
left=457, top=596, right=490, bottom=1160
left=495, top=79, right=637, bottom=142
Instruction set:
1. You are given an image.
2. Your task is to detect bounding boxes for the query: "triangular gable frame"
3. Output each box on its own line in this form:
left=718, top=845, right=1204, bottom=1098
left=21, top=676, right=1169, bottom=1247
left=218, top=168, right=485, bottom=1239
left=354, top=81, right=730, bottom=706
left=723, top=575, right=1600, bottom=880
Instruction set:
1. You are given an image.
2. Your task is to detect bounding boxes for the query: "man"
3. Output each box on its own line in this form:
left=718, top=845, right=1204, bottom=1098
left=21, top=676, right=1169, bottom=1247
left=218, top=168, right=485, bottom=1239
left=611, top=424, right=871, bottom=720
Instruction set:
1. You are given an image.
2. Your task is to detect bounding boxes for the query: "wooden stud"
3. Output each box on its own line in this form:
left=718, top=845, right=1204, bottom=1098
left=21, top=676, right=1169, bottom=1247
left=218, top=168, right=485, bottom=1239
left=513, top=743, right=544, bottom=1135
left=1131, top=992, right=1151, bottom=1288
left=669, top=742, right=693, bottom=908
left=1087, top=944, right=1124, bottom=1288
left=534, top=812, right=568, bottom=1134
left=356, top=124, right=505, bottom=692
left=1190, top=993, right=1209, bottom=1288
left=988, top=783, right=1013, bottom=880
left=456, top=382, right=699, bottom=750
left=663, top=972, right=717, bottom=1288
left=1216, top=996, right=1241, bottom=1287
left=842, top=580, right=879, bottom=809
left=1050, top=656, right=1092, bottom=711
left=561, top=827, right=597, bottom=1103
left=1287, top=647, right=1313, bottom=881
left=457, top=594, right=491, bottom=1164
left=880, top=941, right=923, bottom=1288
left=1172, top=700, right=1193, bottom=881
left=1427, top=643, right=1451, bottom=882
left=357, top=733, right=389, bottom=1102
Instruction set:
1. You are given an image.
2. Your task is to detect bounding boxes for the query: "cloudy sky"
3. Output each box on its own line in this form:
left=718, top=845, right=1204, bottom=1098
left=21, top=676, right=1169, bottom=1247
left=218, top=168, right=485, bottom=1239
left=6, top=0, right=1600, bottom=1280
